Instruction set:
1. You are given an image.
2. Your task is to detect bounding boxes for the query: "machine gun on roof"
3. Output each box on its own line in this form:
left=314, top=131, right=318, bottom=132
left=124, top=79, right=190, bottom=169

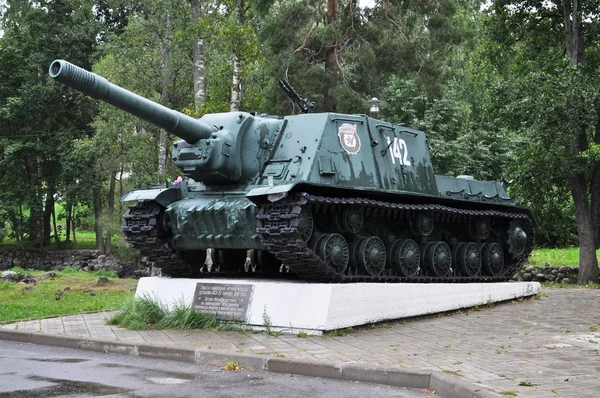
left=278, top=79, right=316, bottom=114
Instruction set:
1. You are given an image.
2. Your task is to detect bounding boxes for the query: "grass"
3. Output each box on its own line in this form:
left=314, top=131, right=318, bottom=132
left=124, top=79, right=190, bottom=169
left=1, top=231, right=120, bottom=250
left=107, top=296, right=239, bottom=331
left=518, top=381, right=536, bottom=387
left=527, top=247, right=600, bottom=267
left=324, top=327, right=355, bottom=337
left=0, top=267, right=137, bottom=323
left=221, top=361, right=242, bottom=371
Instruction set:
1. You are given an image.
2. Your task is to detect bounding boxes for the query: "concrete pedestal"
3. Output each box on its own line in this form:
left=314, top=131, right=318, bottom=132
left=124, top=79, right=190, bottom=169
left=135, top=277, right=540, bottom=335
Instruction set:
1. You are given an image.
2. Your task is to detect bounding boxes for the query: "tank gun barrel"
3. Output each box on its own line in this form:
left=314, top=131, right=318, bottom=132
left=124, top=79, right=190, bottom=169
left=49, top=59, right=216, bottom=144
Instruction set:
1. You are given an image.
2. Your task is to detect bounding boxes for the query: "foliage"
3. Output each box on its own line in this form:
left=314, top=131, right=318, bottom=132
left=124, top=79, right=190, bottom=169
left=480, top=0, right=600, bottom=282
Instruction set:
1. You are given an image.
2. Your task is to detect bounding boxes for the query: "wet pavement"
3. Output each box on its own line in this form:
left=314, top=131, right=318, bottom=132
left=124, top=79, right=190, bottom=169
left=2, top=287, right=599, bottom=397
left=0, top=340, right=431, bottom=398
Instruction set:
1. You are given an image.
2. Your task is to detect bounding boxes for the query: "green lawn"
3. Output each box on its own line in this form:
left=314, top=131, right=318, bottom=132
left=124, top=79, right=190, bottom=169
left=1, top=230, right=121, bottom=250
left=527, top=247, right=600, bottom=267
left=0, top=267, right=137, bottom=323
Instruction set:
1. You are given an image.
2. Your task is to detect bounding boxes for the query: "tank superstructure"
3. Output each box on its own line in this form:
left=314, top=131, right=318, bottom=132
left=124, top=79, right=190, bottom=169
left=50, top=60, right=534, bottom=282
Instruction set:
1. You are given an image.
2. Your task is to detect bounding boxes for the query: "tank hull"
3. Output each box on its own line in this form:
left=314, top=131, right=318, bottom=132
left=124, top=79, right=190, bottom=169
left=122, top=184, right=533, bottom=282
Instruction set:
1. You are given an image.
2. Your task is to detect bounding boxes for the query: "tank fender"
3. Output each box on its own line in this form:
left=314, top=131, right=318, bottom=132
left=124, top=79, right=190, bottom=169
left=246, top=183, right=298, bottom=204
left=120, top=187, right=179, bottom=208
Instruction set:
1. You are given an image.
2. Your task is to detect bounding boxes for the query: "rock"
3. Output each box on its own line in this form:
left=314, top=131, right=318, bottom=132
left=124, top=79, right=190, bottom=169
left=557, top=272, right=566, bottom=279
left=97, top=255, right=107, bottom=261
left=1, top=270, right=19, bottom=281
left=559, top=266, right=571, bottom=273
left=525, top=266, right=535, bottom=273
left=545, top=275, right=555, bottom=281
left=24, top=285, right=34, bottom=291
left=536, top=273, right=546, bottom=280
left=562, top=278, right=571, bottom=284
left=97, top=276, right=110, bottom=286
left=551, top=269, right=558, bottom=275
left=522, top=272, right=533, bottom=281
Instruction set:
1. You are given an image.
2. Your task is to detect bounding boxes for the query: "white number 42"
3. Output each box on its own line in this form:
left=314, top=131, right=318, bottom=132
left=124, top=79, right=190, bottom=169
left=385, top=136, right=411, bottom=166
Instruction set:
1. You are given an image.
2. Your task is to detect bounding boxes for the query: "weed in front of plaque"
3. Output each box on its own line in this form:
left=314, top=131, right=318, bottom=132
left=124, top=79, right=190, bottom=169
left=107, top=296, right=239, bottom=331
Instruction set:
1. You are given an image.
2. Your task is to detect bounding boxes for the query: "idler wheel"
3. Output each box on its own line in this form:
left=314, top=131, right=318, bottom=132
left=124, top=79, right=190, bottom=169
left=508, top=222, right=528, bottom=257
left=335, top=205, right=363, bottom=234
left=358, top=236, right=386, bottom=276
left=410, top=211, right=434, bottom=237
left=423, top=241, right=452, bottom=277
left=482, top=243, right=505, bottom=276
left=318, top=233, right=350, bottom=274
left=457, top=242, right=481, bottom=276
left=388, top=239, right=420, bottom=277
left=297, top=207, right=315, bottom=242
left=469, top=216, right=491, bottom=240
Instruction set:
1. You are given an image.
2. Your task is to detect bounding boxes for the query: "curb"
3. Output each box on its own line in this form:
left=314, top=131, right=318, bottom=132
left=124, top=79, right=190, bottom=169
left=0, top=328, right=500, bottom=398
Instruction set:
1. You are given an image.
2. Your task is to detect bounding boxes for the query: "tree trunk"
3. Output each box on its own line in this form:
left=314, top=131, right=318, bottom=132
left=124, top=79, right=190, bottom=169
left=104, top=170, right=117, bottom=255
left=563, top=0, right=596, bottom=279
left=65, top=201, right=72, bottom=244
left=592, top=108, right=600, bottom=248
left=72, top=219, right=77, bottom=248
left=230, top=0, right=244, bottom=112
left=17, top=204, right=23, bottom=242
left=42, top=190, right=53, bottom=247
left=158, top=12, right=172, bottom=178
left=51, top=199, right=59, bottom=249
left=571, top=176, right=600, bottom=283
left=230, top=55, right=242, bottom=111
left=94, top=195, right=104, bottom=252
left=118, top=162, right=124, bottom=225
left=191, top=0, right=206, bottom=110
left=324, top=0, right=339, bottom=112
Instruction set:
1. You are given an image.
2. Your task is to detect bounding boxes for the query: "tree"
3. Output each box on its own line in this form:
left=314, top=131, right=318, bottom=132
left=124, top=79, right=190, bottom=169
left=0, top=0, right=101, bottom=247
left=484, top=0, right=600, bottom=283
left=190, top=0, right=206, bottom=110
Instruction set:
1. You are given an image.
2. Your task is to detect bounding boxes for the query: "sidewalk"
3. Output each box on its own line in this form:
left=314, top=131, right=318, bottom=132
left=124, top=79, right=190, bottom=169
left=2, top=287, right=599, bottom=397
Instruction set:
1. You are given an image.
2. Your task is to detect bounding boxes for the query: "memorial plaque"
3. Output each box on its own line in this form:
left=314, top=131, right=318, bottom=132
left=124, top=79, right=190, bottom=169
left=192, top=283, right=254, bottom=321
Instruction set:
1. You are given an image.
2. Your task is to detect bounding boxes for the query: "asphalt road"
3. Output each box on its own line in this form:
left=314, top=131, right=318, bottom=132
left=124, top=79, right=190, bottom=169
left=0, top=340, right=434, bottom=398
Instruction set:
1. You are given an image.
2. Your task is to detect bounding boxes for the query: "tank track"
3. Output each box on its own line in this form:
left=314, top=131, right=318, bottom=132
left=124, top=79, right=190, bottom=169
left=256, top=193, right=534, bottom=283
left=122, top=202, right=194, bottom=277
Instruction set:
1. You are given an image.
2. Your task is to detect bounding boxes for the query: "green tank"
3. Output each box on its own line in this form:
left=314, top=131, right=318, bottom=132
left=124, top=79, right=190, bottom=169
left=49, top=59, right=534, bottom=282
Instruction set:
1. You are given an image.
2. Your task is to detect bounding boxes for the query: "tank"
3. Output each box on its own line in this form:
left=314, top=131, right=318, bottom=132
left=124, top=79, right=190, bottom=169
left=49, top=59, right=534, bottom=282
